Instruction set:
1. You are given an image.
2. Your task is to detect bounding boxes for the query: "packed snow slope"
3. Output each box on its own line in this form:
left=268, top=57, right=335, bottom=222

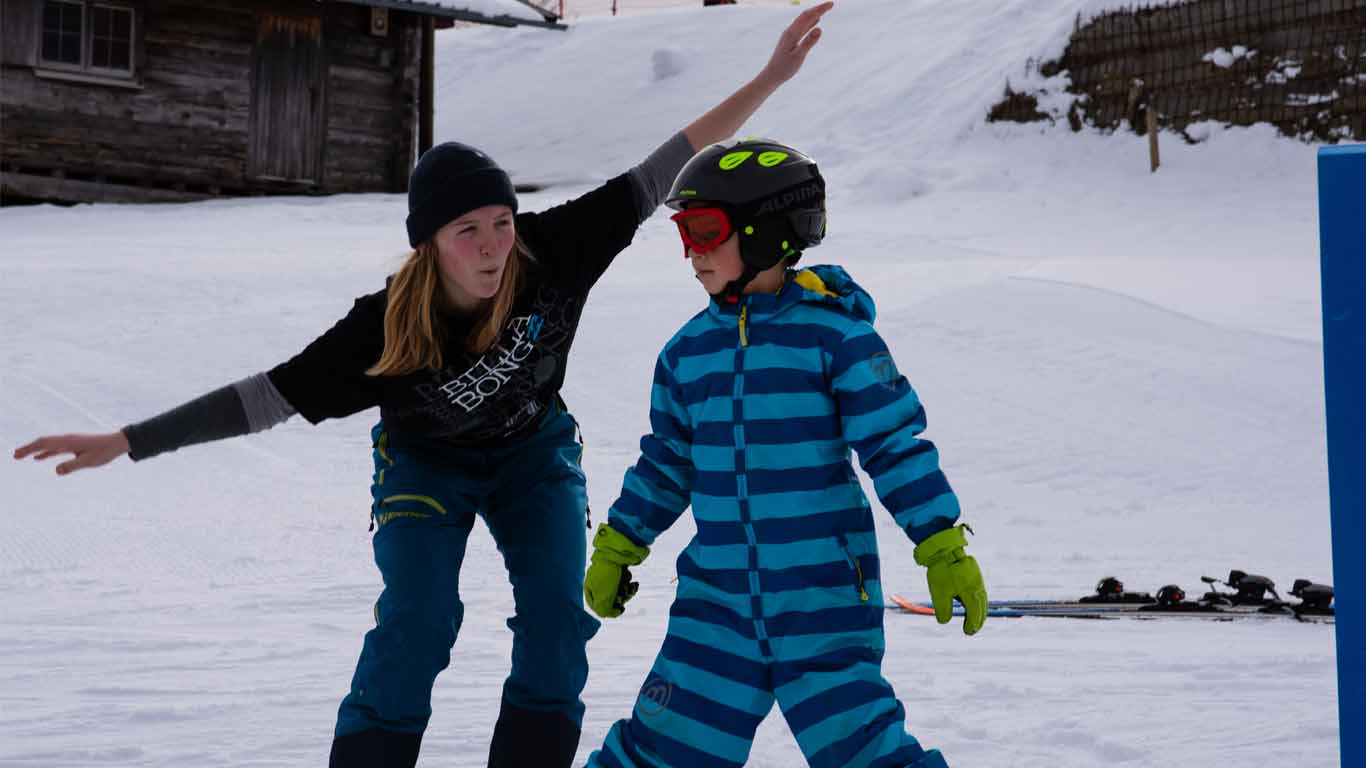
left=1, top=1, right=1337, bottom=766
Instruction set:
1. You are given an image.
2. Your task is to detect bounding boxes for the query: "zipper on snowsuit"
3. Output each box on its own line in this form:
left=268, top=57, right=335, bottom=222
left=836, top=533, right=870, bottom=602
left=732, top=297, right=771, bottom=657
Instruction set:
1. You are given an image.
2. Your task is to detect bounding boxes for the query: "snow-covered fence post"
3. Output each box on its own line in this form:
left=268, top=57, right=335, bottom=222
left=1146, top=107, right=1159, bottom=173
left=1319, top=144, right=1365, bottom=766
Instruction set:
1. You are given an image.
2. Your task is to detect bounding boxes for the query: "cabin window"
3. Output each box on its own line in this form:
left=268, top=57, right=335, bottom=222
left=39, top=0, right=135, bottom=76
left=41, top=1, right=83, bottom=65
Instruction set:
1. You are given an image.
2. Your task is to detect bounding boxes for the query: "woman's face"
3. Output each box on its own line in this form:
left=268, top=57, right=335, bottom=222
left=432, top=204, right=516, bottom=309
left=689, top=234, right=744, bottom=295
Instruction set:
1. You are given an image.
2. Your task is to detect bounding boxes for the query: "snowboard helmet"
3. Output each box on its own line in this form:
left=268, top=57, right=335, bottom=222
left=666, top=138, right=826, bottom=300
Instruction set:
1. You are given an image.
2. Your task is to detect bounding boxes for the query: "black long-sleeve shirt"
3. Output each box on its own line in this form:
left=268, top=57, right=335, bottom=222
left=123, top=132, right=695, bottom=461
left=268, top=173, right=637, bottom=450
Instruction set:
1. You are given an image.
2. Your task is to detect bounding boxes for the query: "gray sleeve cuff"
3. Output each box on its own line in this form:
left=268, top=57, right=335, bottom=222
left=626, top=131, right=698, bottom=224
left=234, top=371, right=297, bottom=433
left=122, top=372, right=296, bottom=461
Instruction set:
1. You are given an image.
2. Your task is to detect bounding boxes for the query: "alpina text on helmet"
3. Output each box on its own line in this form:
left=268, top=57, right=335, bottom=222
left=755, top=182, right=822, bottom=216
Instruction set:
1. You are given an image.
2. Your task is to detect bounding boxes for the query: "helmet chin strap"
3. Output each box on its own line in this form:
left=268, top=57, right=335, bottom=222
left=712, top=264, right=762, bottom=304
left=710, top=223, right=795, bottom=303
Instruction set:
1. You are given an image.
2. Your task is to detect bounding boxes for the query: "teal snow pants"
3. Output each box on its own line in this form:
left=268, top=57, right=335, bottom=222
left=335, top=409, right=601, bottom=738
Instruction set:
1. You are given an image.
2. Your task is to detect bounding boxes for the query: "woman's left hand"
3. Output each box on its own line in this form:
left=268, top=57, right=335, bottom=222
left=759, top=1, right=834, bottom=86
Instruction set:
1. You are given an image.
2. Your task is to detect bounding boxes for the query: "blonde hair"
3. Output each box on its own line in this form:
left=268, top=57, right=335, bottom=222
left=367, top=236, right=530, bottom=376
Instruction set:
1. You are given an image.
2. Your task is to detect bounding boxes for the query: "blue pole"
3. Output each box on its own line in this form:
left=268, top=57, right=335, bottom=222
left=1319, top=144, right=1366, bottom=767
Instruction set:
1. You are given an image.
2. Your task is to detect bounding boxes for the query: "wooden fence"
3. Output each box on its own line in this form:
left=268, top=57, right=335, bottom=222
left=991, top=0, right=1366, bottom=141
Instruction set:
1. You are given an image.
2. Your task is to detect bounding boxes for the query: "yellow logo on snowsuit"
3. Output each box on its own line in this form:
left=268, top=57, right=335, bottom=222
left=719, top=151, right=753, bottom=170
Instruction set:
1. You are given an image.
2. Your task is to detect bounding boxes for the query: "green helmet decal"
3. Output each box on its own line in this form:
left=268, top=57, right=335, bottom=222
left=719, top=151, right=754, bottom=171
left=758, top=151, right=789, bottom=167
left=719, top=149, right=792, bottom=171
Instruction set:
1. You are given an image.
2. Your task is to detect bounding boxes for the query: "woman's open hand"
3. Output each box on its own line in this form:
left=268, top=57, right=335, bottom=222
left=13, top=432, right=131, bottom=476
left=758, top=1, right=834, bottom=87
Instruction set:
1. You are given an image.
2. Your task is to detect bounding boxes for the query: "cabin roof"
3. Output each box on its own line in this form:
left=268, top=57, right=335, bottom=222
left=331, top=0, right=563, bottom=28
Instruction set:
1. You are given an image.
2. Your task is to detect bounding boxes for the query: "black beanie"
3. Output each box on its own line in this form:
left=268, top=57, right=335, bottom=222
left=406, top=142, right=519, bottom=248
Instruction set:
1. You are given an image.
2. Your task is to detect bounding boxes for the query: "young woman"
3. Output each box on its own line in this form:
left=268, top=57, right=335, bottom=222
left=12, top=5, right=834, bottom=767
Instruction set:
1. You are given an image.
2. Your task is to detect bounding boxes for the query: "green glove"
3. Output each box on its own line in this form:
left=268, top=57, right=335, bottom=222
left=913, top=524, right=988, bottom=635
left=584, top=523, right=650, bottom=619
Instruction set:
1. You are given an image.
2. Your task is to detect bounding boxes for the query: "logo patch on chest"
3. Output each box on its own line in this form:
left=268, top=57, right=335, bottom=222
left=437, top=314, right=543, bottom=412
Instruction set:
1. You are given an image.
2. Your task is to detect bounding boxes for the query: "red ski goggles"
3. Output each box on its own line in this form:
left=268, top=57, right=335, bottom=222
left=670, top=207, right=734, bottom=257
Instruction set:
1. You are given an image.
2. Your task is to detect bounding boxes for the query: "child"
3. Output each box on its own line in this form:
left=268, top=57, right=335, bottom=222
left=582, top=139, right=988, bottom=767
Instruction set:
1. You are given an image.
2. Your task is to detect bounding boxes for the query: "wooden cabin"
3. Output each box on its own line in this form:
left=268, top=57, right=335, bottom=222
left=0, top=0, right=561, bottom=204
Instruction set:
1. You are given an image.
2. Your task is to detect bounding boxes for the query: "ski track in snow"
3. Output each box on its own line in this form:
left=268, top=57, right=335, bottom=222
left=1004, top=275, right=1322, bottom=348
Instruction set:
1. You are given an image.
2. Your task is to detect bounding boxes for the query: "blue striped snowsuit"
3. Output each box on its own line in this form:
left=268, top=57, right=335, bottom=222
left=587, top=265, right=959, bottom=768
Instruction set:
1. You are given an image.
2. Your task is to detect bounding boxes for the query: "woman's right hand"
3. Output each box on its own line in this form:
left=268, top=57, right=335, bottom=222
left=13, top=432, right=131, bottom=476
left=681, top=2, right=834, bottom=150
left=756, top=1, right=833, bottom=88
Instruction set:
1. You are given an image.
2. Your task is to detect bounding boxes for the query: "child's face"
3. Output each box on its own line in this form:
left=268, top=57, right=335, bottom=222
left=690, top=234, right=744, bottom=295
left=674, top=204, right=745, bottom=295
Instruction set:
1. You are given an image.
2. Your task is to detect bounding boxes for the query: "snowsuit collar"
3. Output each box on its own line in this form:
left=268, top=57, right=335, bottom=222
left=706, top=264, right=877, bottom=324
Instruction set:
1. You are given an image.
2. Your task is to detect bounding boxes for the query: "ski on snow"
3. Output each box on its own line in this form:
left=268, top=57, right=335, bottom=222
left=888, top=572, right=1335, bottom=624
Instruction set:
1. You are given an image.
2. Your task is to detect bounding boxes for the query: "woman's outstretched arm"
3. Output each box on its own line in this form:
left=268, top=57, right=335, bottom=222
left=12, top=372, right=297, bottom=475
left=682, top=1, right=832, bottom=149
left=625, top=1, right=833, bottom=223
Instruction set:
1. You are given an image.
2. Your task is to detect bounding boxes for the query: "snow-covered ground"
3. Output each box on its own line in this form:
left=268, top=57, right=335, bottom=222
left=1, top=0, right=1339, bottom=765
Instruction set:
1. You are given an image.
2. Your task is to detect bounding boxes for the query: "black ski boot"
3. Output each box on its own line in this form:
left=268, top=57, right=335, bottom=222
left=487, top=698, right=581, bottom=768
left=329, top=728, right=422, bottom=768
left=1227, top=570, right=1282, bottom=605
left=1079, top=576, right=1155, bottom=604
left=1139, top=584, right=1220, bottom=613
left=1291, top=579, right=1335, bottom=617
